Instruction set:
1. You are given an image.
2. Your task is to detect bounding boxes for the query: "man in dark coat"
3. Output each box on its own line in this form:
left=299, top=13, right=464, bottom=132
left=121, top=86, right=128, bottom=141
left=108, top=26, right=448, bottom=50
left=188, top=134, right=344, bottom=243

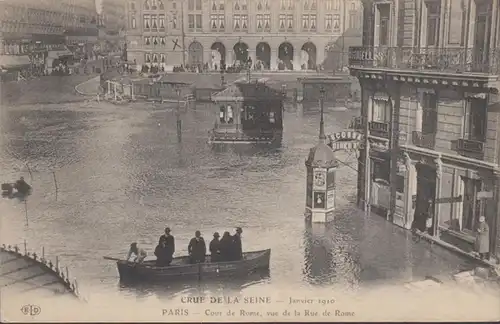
left=231, top=227, right=243, bottom=261
left=219, top=231, right=232, bottom=261
left=188, top=230, right=206, bottom=264
left=154, top=238, right=170, bottom=266
left=159, top=227, right=175, bottom=265
left=15, top=176, right=31, bottom=195
left=209, top=232, right=221, bottom=262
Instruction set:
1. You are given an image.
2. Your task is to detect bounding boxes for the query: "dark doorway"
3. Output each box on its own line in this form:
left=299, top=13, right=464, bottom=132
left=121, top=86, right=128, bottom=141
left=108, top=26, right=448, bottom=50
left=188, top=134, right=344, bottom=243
left=188, top=41, right=204, bottom=66
left=256, top=42, right=271, bottom=69
left=233, top=42, right=249, bottom=63
left=278, top=42, right=294, bottom=70
left=301, top=42, right=317, bottom=70
left=210, top=42, right=226, bottom=69
left=413, top=164, right=437, bottom=234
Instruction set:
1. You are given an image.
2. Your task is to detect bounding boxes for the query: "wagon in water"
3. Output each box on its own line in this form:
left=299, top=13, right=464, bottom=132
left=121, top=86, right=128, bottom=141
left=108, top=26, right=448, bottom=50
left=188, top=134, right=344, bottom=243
left=109, top=249, right=271, bottom=283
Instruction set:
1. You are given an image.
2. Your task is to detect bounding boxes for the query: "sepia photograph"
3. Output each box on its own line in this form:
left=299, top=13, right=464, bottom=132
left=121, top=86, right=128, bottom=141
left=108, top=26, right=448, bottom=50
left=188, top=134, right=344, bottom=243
left=1, top=0, right=500, bottom=322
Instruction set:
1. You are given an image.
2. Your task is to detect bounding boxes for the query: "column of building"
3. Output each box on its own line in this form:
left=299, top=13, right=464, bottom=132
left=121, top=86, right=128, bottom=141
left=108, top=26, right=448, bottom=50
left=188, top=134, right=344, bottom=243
left=433, top=157, right=443, bottom=237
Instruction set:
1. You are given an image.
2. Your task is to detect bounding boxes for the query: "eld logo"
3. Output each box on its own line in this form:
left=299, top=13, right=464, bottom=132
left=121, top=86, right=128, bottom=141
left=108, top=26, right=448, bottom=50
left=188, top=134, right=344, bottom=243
left=21, top=304, right=41, bottom=316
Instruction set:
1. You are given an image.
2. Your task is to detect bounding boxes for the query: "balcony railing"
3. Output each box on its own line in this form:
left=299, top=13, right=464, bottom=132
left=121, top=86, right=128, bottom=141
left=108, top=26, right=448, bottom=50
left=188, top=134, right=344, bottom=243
left=412, top=131, right=436, bottom=150
left=456, top=138, right=484, bottom=154
left=369, top=121, right=389, bottom=138
left=348, top=46, right=500, bottom=74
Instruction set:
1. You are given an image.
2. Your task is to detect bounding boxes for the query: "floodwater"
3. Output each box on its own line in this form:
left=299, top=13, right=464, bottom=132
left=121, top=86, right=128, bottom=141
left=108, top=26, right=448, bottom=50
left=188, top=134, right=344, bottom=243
left=0, top=99, right=478, bottom=305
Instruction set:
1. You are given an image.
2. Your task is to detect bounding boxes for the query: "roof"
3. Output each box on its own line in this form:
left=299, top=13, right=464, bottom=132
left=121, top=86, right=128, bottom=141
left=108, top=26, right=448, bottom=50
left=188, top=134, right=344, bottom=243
left=0, top=55, right=30, bottom=69
left=305, top=141, right=339, bottom=168
left=212, top=80, right=284, bottom=101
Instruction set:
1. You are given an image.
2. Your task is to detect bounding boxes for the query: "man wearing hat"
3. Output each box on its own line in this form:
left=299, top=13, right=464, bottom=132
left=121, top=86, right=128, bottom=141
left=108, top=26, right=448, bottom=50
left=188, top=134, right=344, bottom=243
left=231, top=227, right=243, bottom=261
left=209, top=232, right=221, bottom=262
left=159, top=227, right=175, bottom=265
left=188, top=230, right=207, bottom=264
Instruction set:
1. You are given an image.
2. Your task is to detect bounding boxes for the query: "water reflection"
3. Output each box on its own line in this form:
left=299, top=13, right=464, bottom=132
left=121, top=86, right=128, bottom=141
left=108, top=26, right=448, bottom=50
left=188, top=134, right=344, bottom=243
left=118, top=269, right=270, bottom=301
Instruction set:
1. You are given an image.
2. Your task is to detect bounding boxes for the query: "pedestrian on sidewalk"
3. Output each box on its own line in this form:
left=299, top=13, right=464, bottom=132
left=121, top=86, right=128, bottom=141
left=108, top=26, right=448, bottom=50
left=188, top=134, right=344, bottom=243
left=475, top=216, right=490, bottom=260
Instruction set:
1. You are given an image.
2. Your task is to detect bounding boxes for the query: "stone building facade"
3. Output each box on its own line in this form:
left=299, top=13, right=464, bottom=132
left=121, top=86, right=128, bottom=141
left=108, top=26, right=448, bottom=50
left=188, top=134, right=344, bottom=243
left=350, top=0, right=500, bottom=261
left=125, top=0, right=363, bottom=70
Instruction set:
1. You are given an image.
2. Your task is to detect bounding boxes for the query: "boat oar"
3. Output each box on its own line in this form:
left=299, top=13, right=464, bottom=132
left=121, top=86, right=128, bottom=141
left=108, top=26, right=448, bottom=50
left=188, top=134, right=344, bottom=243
left=103, top=256, right=122, bottom=261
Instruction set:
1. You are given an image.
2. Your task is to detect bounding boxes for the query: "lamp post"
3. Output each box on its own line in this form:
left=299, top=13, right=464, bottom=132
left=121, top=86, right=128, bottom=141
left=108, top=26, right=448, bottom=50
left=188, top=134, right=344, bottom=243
left=176, top=85, right=182, bottom=143
left=319, top=86, right=326, bottom=141
left=220, top=62, right=226, bottom=87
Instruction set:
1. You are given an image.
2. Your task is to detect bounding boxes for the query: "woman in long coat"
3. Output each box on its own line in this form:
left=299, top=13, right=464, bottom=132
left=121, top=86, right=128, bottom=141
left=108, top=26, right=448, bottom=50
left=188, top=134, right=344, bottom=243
left=475, top=216, right=490, bottom=260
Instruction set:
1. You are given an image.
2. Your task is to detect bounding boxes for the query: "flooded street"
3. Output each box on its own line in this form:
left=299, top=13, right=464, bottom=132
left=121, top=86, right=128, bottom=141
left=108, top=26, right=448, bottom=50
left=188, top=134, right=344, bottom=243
left=0, top=100, right=477, bottom=303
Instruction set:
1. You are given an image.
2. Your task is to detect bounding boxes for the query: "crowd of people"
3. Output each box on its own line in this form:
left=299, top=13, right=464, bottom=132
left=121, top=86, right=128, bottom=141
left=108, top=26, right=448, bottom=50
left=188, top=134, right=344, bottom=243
left=126, top=227, right=244, bottom=266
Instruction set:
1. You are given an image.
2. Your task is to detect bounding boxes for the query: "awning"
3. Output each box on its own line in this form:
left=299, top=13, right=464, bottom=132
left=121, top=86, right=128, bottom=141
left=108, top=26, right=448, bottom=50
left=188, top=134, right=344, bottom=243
left=0, top=55, right=31, bottom=69
left=47, top=47, right=73, bottom=59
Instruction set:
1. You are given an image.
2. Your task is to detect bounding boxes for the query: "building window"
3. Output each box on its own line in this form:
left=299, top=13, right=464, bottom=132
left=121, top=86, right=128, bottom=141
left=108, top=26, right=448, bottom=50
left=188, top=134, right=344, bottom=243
left=280, top=14, right=286, bottom=30
left=241, top=0, right=247, bottom=10
left=159, top=14, right=165, bottom=30
left=196, top=0, right=202, bottom=10
left=211, top=14, right=218, bottom=30
left=333, top=0, right=340, bottom=10
left=144, top=0, right=150, bottom=10
left=143, top=14, right=150, bottom=29
left=188, top=14, right=202, bottom=30
left=144, top=36, right=151, bottom=45
left=130, top=2, right=136, bottom=10
left=151, top=14, right=157, bottom=29
left=372, top=99, right=390, bottom=123
left=461, top=177, right=482, bottom=232
left=372, top=159, right=390, bottom=184
left=426, top=1, right=440, bottom=46
left=264, top=14, right=271, bottom=30
left=302, top=14, right=309, bottom=30
left=421, top=93, right=438, bottom=134
left=311, top=0, right=317, bottom=10
left=310, top=14, right=316, bottom=30
left=280, top=0, right=286, bottom=10
left=257, top=14, right=263, bottom=30
left=333, top=14, right=340, bottom=31
left=188, top=14, right=195, bottom=29
left=326, top=0, right=333, bottom=11
left=286, top=14, right=293, bottom=30
left=172, top=15, right=177, bottom=29
left=325, top=14, right=333, bottom=30
left=464, top=97, right=487, bottom=142
left=233, top=14, right=240, bottom=30
left=160, top=54, right=165, bottom=63
left=220, top=0, right=225, bottom=10
left=145, top=53, right=151, bottom=63
left=304, top=0, right=309, bottom=10
left=188, top=0, right=194, bottom=10
left=218, top=14, right=225, bottom=29
left=131, top=16, right=136, bottom=28
left=195, top=14, right=202, bottom=29
left=172, top=2, right=176, bottom=9
left=378, top=4, right=390, bottom=46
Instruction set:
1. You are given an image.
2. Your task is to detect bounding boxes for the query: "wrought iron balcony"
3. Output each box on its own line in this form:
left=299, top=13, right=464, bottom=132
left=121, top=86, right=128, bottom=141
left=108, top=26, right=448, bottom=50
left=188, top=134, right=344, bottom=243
left=456, top=138, right=484, bottom=154
left=348, top=116, right=364, bottom=130
left=348, top=46, right=500, bottom=75
left=369, top=121, right=389, bottom=138
left=412, top=131, right=436, bottom=150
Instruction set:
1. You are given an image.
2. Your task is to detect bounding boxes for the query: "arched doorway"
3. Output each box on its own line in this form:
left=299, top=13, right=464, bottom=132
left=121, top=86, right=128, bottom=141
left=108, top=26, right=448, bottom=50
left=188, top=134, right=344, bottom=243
left=278, top=42, right=294, bottom=70
left=210, top=42, right=226, bottom=70
left=233, top=42, right=249, bottom=64
left=255, top=42, right=271, bottom=70
left=188, top=41, right=203, bottom=67
left=301, top=42, right=317, bottom=70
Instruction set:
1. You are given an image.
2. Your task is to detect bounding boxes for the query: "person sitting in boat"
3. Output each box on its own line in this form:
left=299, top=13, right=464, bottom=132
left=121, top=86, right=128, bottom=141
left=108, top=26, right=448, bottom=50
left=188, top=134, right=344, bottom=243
left=15, top=177, right=31, bottom=195
left=209, top=232, right=221, bottom=262
left=188, top=230, right=206, bottom=264
left=126, top=242, right=147, bottom=263
left=231, top=227, right=243, bottom=261
left=218, top=231, right=232, bottom=261
left=159, top=227, right=175, bottom=264
left=154, top=237, right=171, bottom=266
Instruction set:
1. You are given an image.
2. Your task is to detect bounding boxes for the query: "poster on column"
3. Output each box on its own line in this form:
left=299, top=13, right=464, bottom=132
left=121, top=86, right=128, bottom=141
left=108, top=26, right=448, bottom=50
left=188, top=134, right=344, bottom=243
left=327, top=189, right=335, bottom=209
left=327, top=168, right=336, bottom=189
left=313, top=169, right=327, bottom=190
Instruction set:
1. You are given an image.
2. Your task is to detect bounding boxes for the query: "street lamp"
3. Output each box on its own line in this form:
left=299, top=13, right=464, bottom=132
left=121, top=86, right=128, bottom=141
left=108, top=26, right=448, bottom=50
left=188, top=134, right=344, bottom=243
left=175, top=85, right=182, bottom=142
left=319, top=86, right=326, bottom=142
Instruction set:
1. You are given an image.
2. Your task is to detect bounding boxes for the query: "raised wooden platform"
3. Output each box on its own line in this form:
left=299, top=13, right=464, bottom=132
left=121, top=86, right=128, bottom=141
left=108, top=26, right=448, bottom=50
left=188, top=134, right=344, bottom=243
left=0, top=244, right=80, bottom=299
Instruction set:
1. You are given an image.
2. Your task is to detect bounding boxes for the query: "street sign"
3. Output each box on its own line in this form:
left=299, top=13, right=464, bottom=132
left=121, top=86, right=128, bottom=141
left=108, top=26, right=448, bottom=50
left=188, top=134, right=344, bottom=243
left=436, top=196, right=463, bottom=204
left=477, top=191, right=494, bottom=199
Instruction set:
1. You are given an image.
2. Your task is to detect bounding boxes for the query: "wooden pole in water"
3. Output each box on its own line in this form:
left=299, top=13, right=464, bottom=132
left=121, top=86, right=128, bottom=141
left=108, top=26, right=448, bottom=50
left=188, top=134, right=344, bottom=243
left=56, top=256, right=59, bottom=270
left=66, top=266, right=69, bottom=279
left=42, top=246, right=45, bottom=260
left=176, top=86, right=182, bottom=143
left=52, top=171, right=58, bottom=201
left=24, top=240, right=27, bottom=255
left=24, top=200, right=28, bottom=226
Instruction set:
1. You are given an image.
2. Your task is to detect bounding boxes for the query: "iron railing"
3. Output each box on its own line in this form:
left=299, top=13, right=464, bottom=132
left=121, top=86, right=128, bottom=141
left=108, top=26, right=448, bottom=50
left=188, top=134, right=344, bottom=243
left=369, top=121, right=390, bottom=138
left=412, top=131, right=436, bottom=150
left=456, top=138, right=484, bottom=154
left=348, top=46, right=500, bottom=75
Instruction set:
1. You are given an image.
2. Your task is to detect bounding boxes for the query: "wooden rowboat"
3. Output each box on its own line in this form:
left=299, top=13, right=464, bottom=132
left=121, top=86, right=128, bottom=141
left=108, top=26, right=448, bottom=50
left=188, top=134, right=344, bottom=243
left=113, top=249, right=271, bottom=283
